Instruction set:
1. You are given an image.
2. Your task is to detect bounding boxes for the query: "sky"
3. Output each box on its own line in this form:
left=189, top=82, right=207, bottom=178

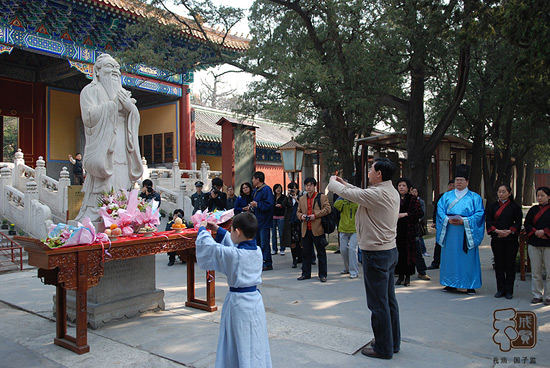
left=164, top=0, right=257, bottom=96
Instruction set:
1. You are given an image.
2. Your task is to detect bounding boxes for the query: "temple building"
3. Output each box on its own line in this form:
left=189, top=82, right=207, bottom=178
left=0, top=0, right=292, bottom=187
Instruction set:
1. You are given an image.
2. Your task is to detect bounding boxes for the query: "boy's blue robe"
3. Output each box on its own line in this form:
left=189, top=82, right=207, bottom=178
left=436, top=189, right=485, bottom=289
left=196, top=227, right=272, bottom=368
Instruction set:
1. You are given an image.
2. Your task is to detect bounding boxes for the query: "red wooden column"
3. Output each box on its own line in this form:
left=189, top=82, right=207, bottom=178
left=190, top=107, right=196, bottom=168
left=218, top=118, right=235, bottom=187
left=178, top=84, right=192, bottom=169
left=33, top=82, right=47, bottom=162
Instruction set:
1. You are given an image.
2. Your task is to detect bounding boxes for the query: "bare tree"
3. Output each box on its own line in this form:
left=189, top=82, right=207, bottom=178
left=199, top=69, right=238, bottom=109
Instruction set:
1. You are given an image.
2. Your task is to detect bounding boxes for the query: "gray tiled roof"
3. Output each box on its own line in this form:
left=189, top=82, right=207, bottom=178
left=193, top=105, right=297, bottom=149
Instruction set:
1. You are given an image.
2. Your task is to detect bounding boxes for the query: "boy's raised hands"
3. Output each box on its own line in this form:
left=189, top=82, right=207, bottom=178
left=200, top=220, right=219, bottom=232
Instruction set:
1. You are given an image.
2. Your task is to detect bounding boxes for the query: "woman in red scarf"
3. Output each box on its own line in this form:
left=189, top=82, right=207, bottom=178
left=485, top=185, right=523, bottom=299
left=524, top=186, right=550, bottom=305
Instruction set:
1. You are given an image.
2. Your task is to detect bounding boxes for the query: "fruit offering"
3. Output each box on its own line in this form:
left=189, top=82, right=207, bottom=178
left=171, top=217, right=187, bottom=230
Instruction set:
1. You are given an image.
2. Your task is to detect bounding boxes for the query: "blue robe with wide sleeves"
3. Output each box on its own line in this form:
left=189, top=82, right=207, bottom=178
left=436, top=190, right=485, bottom=289
left=196, top=227, right=272, bottom=368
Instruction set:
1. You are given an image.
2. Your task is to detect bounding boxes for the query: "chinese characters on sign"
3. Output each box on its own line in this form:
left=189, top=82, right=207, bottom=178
left=493, top=308, right=537, bottom=352
left=492, top=357, right=537, bottom=364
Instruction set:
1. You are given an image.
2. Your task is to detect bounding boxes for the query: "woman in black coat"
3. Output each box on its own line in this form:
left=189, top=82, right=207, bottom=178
left=524, top=186, right=550, bottom=305
left=395, top=178, right=423, bottom=287
left=286, top=182, right=303, bottom=268
left=485, top=185, right=523, bottom=299
left=234, top=182, right=253, bottom=215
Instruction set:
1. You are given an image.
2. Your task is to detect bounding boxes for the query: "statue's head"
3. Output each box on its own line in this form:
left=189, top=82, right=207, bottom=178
left=93, top=54, right=122, bottom=99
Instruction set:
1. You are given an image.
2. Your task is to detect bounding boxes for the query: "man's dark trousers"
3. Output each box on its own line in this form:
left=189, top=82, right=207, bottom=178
left=75, top=174, right=84, bottom=185
left=256, top=228, right=272, bottom=267
left=301, top=229, right=327, bottom=278
left=430, top=243, right=441, bottom=267
left=362, top=248, right=400, bottom=358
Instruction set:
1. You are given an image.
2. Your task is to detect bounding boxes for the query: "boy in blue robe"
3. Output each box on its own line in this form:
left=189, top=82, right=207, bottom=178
left=436, top=164, right=485, bottom=294
left=196, top=212, right=272, bottom=368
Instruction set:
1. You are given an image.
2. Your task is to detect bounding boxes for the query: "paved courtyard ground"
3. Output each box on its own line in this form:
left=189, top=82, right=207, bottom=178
left=0, top=233, right=548, bottom=367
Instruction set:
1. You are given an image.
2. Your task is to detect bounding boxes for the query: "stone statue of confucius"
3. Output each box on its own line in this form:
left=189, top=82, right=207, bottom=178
left=76, top=54, right=143, bottom=222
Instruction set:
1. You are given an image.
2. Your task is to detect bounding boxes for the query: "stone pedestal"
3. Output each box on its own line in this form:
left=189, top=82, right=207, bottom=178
left=63, top=255, right=165, bottom=329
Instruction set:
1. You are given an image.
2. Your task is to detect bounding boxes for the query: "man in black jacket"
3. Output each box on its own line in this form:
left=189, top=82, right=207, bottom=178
left=191, top=181, right=207, bottom=214
left=69, top=153, right=84, bottom=185
left=139, top=179, right=161, bottom=205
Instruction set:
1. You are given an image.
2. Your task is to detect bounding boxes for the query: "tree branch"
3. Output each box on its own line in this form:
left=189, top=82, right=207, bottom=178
left=378, top=94, right=409, bottom=113
left=424, top=43, right=470, bottom=156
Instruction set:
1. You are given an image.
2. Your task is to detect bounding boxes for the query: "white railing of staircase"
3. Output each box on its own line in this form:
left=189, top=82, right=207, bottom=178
left=1, top=151, right=69, bottom=222
left=12, top=149, right=33, bottom=192
left=0, top=166, right=53, bottom=239
left=0, top=152, right=223, bottom=234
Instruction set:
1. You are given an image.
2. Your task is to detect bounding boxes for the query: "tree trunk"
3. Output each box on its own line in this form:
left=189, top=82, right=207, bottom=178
left=483, top=147, right=496, bottom=204
left=406, top=62, right=428, bottom=199
left=469, top=120, right=484, bottom=193
left=515, top=156, right=524, bottom=205
left=322, top=107, right=356, bottom=184
left=338, top=146, right=355, bottom=184
left=523, top=148, right=536, bottom=206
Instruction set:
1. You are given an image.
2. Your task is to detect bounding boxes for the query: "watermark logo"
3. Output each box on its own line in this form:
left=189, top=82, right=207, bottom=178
left=493, top=308, right=537, bottom=352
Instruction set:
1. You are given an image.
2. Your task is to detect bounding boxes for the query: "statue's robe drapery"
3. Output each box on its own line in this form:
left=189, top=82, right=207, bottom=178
left=76, top=81, right=142, bottom=221
left=436, top=189, right=485, bottom=289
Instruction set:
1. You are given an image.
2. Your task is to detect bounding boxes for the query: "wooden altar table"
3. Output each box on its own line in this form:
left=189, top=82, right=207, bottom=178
left=15, top=231, right=216, bottom=355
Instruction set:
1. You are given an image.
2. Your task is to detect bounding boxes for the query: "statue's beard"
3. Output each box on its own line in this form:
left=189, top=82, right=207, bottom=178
left=102, top=74, right=122, bottom=101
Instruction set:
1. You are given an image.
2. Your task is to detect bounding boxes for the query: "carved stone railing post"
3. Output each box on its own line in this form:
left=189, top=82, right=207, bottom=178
left=150, top=171, right=159, bottom=189
left=35, top=156, right=46, bottom=191
left=0, top=166, right=11, bottom=216
left=179, top=182, right=194, bottom=222
left=172, top=160, right=180, bottom=188
left=59, top=167, right=71, bottom=216
left=141, top=157, right=150, bottom=180
left=200, top=161, right=209, bottom=184
left=24, top=177, right=38, bottom=234
left=13, top=149, right=25, bottom=188
left=178, top=182, right=186, bottom=210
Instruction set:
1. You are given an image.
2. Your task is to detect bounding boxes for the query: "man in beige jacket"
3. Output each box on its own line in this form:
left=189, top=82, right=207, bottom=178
left=296, top=177, right=332, bottom=282
left=327, top=157, right=400, bottom=360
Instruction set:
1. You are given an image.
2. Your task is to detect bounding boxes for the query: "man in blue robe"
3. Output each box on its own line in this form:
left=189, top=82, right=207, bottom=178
left=436, top=164, right=485, bottom=294
left=196, top=212, right=272, bottom=368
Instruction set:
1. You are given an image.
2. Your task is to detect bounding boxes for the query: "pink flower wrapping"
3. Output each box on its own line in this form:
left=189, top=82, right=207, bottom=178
left=98, top=189, right=145, bottom=233
left=135, top=206, right=160, bottom=229
left=190, top=209, right=234, bottom=229
left=45, top=217, right=108, bottom=248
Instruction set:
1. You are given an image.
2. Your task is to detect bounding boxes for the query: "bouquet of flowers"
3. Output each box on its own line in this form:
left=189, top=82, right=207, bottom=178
left=98, top=188, right=141, bottom=235
left=134, top=204, right=160, bottom=230
left=43, top=217, right=108, bottom=248
left=98, top=188, right=161, bottom=234
left=190, top=209, right=234, bottom=229
left=97, top=189, right=129, bottom=219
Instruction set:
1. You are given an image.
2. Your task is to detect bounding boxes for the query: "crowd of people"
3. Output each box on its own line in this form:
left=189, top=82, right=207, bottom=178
left=108, top=161, right=548, bottom=310
left=188, top=162, right=550, bottom=366
left=186, top=164, right=550, bottom=305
